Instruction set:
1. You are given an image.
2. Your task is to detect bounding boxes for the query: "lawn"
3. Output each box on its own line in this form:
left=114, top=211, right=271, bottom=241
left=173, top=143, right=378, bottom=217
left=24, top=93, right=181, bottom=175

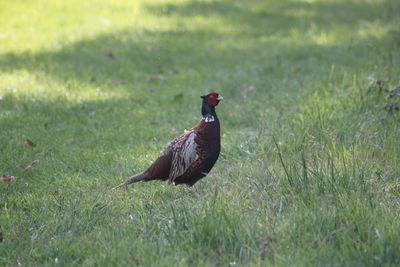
left=1, top=0, right=400, bottom=266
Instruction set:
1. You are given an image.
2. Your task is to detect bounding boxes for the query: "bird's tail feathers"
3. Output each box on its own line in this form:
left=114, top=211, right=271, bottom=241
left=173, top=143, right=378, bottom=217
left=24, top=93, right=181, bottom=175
left=112, top=172, right=148, bottom=190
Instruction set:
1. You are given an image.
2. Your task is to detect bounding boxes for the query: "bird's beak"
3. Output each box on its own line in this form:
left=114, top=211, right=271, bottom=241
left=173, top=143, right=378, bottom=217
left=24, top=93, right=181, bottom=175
left=200, top=95, right=206, bottom=99
left=216, top=95, right=223, bottom=101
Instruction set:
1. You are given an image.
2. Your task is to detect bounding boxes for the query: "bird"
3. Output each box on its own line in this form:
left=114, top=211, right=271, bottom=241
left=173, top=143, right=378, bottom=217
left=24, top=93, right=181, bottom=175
left=112, top=92, right=223, bottom=189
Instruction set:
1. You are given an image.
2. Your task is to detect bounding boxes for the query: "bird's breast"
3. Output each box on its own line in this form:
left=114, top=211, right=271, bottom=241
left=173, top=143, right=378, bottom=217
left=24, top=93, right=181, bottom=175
left=195, top=120, right=220, bottom=156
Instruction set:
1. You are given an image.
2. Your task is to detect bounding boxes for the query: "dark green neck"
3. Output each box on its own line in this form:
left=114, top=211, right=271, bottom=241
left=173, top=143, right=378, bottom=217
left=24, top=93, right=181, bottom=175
left=201, top=101, right=217, bottom=117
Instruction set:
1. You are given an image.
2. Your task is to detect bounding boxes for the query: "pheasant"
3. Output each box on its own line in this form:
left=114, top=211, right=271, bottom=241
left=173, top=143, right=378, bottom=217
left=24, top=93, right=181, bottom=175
left=112, top=92, right=223, bottom=189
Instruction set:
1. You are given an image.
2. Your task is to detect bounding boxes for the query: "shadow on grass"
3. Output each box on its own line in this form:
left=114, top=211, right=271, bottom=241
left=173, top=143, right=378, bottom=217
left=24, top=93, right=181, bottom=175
left=0, top=0, right=397, bottom=91
left=145, top=0, right=398, bottom=33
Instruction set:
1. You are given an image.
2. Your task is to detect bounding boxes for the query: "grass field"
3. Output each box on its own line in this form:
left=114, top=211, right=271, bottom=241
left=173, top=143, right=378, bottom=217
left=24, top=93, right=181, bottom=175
left=1, top=0, right=400, bottom=266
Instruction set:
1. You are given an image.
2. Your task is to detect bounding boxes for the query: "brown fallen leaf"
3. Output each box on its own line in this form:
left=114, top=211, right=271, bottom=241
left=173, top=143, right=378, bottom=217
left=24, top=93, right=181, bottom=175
left=24, top=139, right=36, bottom=147
left=43, top=122, right=48, bottom=128
left=20, top=164, right=33, bottom=170
left=20, top=160, right=39, bottom=170
left=2, top=175, right=15, bottom=183
left=168, top=69, right=179, bottom=75
left=106, top=50, right=116, bottom=59
left=147, top=75, right=164, bottom=82
left=147, top=76, right=157, bottom=82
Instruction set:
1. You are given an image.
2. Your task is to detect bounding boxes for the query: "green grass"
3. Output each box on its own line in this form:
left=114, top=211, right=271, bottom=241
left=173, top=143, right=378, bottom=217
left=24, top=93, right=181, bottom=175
left=1, top=0, right=400, bottom=265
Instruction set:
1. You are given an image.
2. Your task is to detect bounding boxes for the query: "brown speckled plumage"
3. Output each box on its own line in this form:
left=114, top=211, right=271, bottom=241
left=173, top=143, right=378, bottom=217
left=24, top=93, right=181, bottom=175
left=112, top=92, right=222, bottom=189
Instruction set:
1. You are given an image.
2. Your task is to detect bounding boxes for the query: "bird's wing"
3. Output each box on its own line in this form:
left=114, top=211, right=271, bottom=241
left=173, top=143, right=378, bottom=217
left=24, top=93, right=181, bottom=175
left=168, top=130, right=199, bottom=183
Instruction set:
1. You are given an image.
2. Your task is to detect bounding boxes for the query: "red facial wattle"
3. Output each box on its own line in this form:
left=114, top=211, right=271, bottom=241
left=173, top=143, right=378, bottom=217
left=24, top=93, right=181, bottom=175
left=206, top=92, right=222, bottom=106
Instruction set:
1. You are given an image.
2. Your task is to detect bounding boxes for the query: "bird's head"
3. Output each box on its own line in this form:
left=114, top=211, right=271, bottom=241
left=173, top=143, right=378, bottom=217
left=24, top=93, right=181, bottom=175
left=201, top=92, right=223, bottom=107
